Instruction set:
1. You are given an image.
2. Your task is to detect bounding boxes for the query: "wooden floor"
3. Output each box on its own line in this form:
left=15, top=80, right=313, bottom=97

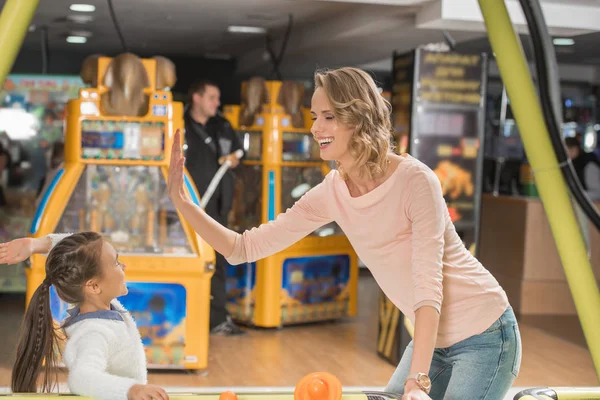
left=0, top=273, right=597, bottom=389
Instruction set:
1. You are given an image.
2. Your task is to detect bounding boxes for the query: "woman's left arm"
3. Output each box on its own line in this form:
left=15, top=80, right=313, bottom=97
left=404, top=166, right=447, bottom=396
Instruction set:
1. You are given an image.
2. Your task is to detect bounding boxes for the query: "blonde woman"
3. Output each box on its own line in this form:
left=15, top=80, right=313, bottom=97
left=168, top=67, right=520, bottom=400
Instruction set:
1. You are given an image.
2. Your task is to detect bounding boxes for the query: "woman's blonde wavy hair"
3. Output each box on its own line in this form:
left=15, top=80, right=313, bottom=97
left=314, top=67, right=394, bottom=180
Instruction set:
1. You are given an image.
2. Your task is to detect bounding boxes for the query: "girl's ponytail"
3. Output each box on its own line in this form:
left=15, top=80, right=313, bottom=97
left=11, top=280, right=59, bottom=393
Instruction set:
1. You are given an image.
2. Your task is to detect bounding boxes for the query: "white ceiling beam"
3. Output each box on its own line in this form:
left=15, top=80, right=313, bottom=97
left=295, top=0, right=430, bottom=5
left=334, top=15, right=414, bottom=39
left=417, top=0, right=600, bottom=36
left=269, top=26, right=484, bottom=77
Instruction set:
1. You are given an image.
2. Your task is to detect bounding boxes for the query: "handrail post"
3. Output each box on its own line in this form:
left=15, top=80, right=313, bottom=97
left=478, top=0, right=600, bottom=382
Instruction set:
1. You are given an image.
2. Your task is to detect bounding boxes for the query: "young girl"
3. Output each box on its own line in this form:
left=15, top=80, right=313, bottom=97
left=0, top=232, right=169, bottom=400
left=166, top=67, right=521, bottom=400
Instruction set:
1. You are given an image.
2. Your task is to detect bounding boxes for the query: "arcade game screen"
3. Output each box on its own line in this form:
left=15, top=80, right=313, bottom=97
left=414, top=108, right=480, bottom=229
left=81, top=120, right=165, bottom=160
left=49, top=281, right=188, bottom=367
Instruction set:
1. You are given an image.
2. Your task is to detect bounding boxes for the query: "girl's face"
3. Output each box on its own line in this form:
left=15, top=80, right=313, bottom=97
left=92, top=241, right=128, bottom=301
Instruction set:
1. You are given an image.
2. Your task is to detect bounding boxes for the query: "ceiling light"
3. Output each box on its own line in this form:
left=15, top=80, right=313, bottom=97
left=66, top=36, right=87, bottom=44
left=227, top=25, right=266, bottom=34
left=553, top=37, right=575, bottom=46
left=70, top=4, right=95, bottom=12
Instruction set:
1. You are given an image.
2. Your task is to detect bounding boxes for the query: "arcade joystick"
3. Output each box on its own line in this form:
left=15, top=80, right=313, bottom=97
left=294, top=372, right=343, bottom=400
left=219, top=391, right=238, bottom=400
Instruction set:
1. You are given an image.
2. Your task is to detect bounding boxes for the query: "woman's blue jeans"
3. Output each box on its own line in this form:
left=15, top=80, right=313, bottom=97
left=385, top=307, right=522, bottom=400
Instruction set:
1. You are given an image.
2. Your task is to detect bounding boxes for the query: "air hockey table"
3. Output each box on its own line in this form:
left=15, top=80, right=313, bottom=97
left=0, top=394, right=399, bottom=400
left=0, top=372, right=402, bottom=400
left=513, top=387, right=600, bottom=400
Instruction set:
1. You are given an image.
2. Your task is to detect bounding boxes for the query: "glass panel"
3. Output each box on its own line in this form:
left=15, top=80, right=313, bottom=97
left=229, top=164, right=262, bottom=233
left=282, top=131, right=320, bottom=161
left=236, top=130, right=262, bottom=160
left=56, top=165, right=194, bottom=255
left=280, top=166, right=343, bottom=236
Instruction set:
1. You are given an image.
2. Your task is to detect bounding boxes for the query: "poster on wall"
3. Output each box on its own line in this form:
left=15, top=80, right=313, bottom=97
left=0, top=74, right=84, bottom=293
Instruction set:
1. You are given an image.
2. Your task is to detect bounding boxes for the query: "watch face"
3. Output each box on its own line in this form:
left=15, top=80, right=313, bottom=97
left=418, top=374, right=432, bottom=389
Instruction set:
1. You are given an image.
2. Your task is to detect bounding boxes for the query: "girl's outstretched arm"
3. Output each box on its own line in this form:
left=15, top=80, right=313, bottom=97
left=0, top=233, right=73, bottom=265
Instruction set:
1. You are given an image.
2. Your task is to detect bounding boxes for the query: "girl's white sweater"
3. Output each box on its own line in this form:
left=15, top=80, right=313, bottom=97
left=47, top=234, right=148, bottom=400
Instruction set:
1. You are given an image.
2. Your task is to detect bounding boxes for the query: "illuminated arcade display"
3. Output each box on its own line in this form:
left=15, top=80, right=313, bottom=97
left=222, top=78, right=359, bottom=328
left=28, top=53, right=215, bottom=371
left=391, top=47, right=487, bottom=254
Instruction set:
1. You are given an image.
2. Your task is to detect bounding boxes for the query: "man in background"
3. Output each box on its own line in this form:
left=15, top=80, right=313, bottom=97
left=184, top=79, right=246, bottom=336
left=565, top=136, right=600, bottom=200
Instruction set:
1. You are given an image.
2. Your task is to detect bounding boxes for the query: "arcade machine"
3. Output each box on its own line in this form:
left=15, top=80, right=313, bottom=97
left=378, top=46, right=489, bottom=365
left=222, top=78, right=359, bottom=328
left=27, top=53, right=215, bottom=371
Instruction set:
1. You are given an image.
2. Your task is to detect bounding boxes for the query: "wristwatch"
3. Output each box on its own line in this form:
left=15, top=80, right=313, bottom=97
left=404, top=372, right=432, bottom=394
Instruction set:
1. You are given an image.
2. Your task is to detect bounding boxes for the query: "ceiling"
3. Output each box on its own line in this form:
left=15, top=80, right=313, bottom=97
left=10, top=0, right=483, bottom=78
left=455, top=30, right=600, bottom=66
left=6, top=0, right=600, bottom=79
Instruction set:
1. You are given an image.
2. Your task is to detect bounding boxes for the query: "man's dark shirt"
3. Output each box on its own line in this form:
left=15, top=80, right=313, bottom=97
left=184, top=110, right=244, bottom=218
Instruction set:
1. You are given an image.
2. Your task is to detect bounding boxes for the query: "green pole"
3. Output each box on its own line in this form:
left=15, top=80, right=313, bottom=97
left=478, top=0, right=600, bottom=382
left=0, top=0, right=40, bottom=85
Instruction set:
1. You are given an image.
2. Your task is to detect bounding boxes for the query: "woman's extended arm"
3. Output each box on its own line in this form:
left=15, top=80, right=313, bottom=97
left=168, top=130, right=332, bottom=264
left=403, top=166, right=446, bottom=398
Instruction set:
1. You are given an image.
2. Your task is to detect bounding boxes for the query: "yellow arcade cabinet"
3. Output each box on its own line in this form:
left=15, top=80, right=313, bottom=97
left=222, top=78, right=359, bottom=328
left=26, top=53, right=215, bottom=371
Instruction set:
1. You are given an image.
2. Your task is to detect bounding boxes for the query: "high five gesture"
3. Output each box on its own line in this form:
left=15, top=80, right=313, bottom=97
left=167, top=129, right=192, bottom=207
left=166, top=129, right=238, bottom=258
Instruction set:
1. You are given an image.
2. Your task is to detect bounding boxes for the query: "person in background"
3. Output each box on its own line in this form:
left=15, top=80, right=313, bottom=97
left=0, top=142, right=11, bottom=207
left=184, top=80, right=246, bottom=336
left=36, top=141, right=64, bottom=207
left=565, top=136, right=600, bottom=200
left=565, top=136, right=600, bottom=255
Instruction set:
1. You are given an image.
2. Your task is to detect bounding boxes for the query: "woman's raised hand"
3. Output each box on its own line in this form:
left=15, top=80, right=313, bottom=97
left=167, top=129, right=191, bottom=205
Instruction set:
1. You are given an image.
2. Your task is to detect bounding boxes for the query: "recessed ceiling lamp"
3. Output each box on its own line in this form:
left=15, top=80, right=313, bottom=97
left=66, top=36, right=87, bottom=44
left=227, top=25, right=266, bottom=34
left=70, top=4, right=95, bottom=12
left=553, top=37, right=575, bottom=46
